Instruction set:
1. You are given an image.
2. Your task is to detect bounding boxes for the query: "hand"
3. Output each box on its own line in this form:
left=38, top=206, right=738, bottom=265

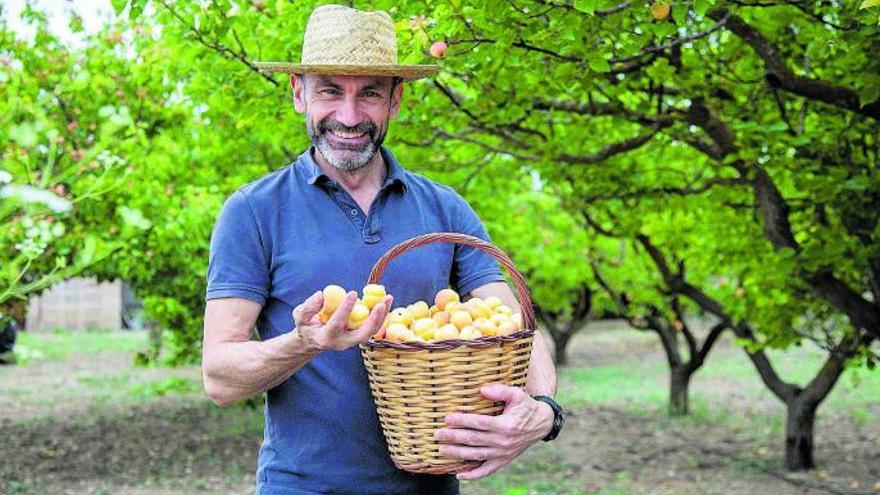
left=292, top=290, right=392, bottom=353
left=434, top=383, right=555, bottom=480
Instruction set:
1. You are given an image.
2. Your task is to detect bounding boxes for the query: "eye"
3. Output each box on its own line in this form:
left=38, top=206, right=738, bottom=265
left=319, top=88, right=340, bottom=96
left=362, top=91, right=382, bottom=98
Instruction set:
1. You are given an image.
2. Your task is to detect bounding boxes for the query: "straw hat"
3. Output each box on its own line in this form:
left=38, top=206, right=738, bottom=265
left=254, top=4, right=439, bottom=82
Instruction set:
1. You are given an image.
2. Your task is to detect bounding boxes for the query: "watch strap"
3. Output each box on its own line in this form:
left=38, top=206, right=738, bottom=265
left=532, top=395, right=564, bottom=442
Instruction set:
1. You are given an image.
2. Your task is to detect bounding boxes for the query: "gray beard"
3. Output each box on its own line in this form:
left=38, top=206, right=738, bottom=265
left=313, top=136, right=378, bottom=171
left=307, top=120, right=385, bottom=172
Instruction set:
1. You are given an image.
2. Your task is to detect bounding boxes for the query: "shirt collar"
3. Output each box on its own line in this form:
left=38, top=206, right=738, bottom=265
left=302, top=146, right=408, bottom=193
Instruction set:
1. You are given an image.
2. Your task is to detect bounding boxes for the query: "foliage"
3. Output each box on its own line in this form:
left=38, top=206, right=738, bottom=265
left=4, top=0, right=878, bottom=386
left=0, top=9, right=123, bottom=308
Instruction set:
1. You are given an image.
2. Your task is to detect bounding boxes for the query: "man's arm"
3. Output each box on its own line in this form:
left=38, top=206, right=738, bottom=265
left=435, top=281, right=559, bottom=481
left=202, top=291, right=391, bottom=406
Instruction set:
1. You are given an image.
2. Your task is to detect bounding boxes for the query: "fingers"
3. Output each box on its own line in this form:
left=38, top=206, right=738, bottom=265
left=438, top=443, right=495, bottom=462
left=435, top=427, right=504, bottom=448
left=324, top=291, right=358, bottom=331
left=479, top=383, right=525, bottom=404
left=444, top=412, right=501, bottom=432
left=293, top=290, right=323, bottom=326
left=455, top=458, right=505, bottom=481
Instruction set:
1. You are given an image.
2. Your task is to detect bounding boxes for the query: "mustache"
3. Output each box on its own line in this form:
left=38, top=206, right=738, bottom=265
left=319, top=119, right=377, bottom=136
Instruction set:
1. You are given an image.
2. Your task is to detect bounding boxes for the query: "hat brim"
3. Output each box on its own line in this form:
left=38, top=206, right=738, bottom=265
left=253, top=62, right=439, bottom=82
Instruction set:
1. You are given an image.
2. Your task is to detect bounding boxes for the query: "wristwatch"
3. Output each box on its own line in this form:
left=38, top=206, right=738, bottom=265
left=532, top=395, right=565, bottom=442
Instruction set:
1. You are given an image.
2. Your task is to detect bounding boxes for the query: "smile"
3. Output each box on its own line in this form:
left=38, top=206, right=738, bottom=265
left=328, top=130, right=368, bottom=140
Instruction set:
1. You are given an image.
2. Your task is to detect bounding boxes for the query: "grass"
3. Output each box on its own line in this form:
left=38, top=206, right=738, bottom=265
left=464, top=445, right=587, bottom=495
left=557, top=363, right=669, bottom=410
left=13, top=328, right=149, bottom=364
left=6, top=328, right=878, bottom=495
left=558, top=336, right=880, bottom=415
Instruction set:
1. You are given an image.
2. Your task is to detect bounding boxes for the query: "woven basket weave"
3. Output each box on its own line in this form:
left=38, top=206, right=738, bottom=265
left=361, top=232, right=535, bottom=475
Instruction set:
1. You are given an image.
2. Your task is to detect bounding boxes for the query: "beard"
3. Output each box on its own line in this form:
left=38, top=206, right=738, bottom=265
left=306, top=115, right=388, bottom=172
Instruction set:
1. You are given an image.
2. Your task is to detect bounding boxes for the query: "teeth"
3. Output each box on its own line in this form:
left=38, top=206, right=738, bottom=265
left=331, top=130, right=366, bottom=139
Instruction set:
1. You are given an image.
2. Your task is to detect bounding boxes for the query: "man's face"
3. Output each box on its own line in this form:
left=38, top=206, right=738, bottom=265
left=292, top=74, right=403, bottom=171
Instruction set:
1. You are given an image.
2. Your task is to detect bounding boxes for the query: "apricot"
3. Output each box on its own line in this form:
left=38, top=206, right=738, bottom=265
left=412, top=317, right=438, bottom=340
left=511, top=313, right=523, bottom=330
left=466, top=300, right=492, bottom=320
left=494, top=304, right=513, bottom=316
left=483, top=296, right=502, bottom=309
left=386, top=323, right=413, bottom=343
left=650, top=1, right=670, bottom=20
left=444, top=301, right=463, bottom=315
left=473, top=317, right=498, bottom=336
left=459, top=326, right=482, bottom=340
left=347, top=302, right=370, bottom=330
left=320, top=285, right=348, bottom=323
left=497, top=319, right=519, bottom=336
left=432, top=310, right=451, bottom=326
left=322, top=285, right=347, bottom=312
left=434, top=324, right=460, bottom=341
left=386, top=307, right=414, bottom=328
left=408, top=301, right=430, bottom=320
left=429, top=40, right=447, bottom=58
left=362, top=284, right=386, bottom=310
left=449, top=310, right=473, bottom=330
left=434, top=288, right=460, bottom=311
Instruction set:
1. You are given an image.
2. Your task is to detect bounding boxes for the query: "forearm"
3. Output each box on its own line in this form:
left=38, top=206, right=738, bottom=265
left=203, top=330, right=318, bottom=406
left=524, top=331, right=557, bottom=396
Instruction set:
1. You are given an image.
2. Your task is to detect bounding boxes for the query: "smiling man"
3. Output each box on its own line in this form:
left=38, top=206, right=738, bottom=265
left=202, top=5, right=561, bottom=495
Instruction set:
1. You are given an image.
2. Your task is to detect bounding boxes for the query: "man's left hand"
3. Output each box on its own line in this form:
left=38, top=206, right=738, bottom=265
left=434, top=383, right=555, bottom=481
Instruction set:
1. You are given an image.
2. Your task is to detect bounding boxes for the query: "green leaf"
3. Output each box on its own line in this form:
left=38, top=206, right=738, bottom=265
left=693, top=0, right=713, bottom=16
left=574, top=0, right=599, bottom=14
left=588, top=57, right=611, bottom=73
left=110, top=0, right=128, bottom=15
left=859, top=83, right=880, bottom=106
left=77, top=236, right=96, bottom=267
left=859, top=0, right=880, bottom=9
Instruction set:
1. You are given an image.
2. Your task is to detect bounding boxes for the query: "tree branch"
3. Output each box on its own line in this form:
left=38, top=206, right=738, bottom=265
left=708, top=7, right=879, bottom=120
left=556, top=125, right=667, bottom=165
left=156, top=0, right=280, bottom=87
left=609, top=13, right=731, bottom=65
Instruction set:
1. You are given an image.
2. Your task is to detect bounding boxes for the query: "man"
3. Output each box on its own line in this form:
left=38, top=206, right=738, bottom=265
left=203, top=5, right=564, bottom=495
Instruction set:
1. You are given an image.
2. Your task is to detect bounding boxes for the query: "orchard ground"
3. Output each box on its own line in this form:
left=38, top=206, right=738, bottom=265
left=1, top=323, right=878, bottom=495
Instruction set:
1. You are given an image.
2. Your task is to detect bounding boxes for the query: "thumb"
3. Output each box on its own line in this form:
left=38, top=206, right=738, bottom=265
left=479, top=383, right=524, bottom=404
left=293, top=290, right=323, bottom=325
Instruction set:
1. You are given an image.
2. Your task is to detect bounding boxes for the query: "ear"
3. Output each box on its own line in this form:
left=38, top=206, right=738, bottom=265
left=291, top=74, right=307, bottom=114
left=388, top=81, right=404, bottom=119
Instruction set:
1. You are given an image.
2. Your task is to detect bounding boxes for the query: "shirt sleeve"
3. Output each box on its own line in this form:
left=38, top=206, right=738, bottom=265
left=205, top=190, right=270, bottom=305
left=450, top=194, right=506, bottom=296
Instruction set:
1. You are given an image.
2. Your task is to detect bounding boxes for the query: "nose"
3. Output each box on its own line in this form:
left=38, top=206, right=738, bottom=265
left=334, top=95, right=362, bottom=128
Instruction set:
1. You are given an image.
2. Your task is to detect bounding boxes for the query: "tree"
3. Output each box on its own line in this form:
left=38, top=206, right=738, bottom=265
left=382, top=0, right=879, bottom=470
left=1, top=7, right=125, bottom=312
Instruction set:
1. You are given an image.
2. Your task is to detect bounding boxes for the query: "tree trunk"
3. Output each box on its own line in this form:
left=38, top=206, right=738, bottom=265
left=553, top=332, right=571, bottom=366
left=669, top=364, right=692, bottom=416
left=785, top=398, right=817, bottom=470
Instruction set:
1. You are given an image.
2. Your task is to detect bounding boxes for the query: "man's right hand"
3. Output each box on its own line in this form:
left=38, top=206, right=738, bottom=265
left=292, top=290, right=393, bottom=353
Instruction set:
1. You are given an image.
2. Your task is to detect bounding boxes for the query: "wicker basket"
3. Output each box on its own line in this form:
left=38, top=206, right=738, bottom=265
left=360, top=232, right=535, bottom=475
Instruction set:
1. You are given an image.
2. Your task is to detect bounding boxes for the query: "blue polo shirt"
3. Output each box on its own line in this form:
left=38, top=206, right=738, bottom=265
left=206, top=146, right=505, bottom=495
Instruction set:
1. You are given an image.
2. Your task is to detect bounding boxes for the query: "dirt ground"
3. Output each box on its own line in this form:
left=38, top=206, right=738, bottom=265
left=1, top=327, right=878, bottom=495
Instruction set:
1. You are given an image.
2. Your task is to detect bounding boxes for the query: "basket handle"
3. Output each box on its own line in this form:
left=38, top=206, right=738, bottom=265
left=367, top=232, right=536, bottom=331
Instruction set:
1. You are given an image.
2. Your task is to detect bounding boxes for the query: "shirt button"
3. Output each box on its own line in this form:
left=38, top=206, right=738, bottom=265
left=350, top=209, right=358, bottom=217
